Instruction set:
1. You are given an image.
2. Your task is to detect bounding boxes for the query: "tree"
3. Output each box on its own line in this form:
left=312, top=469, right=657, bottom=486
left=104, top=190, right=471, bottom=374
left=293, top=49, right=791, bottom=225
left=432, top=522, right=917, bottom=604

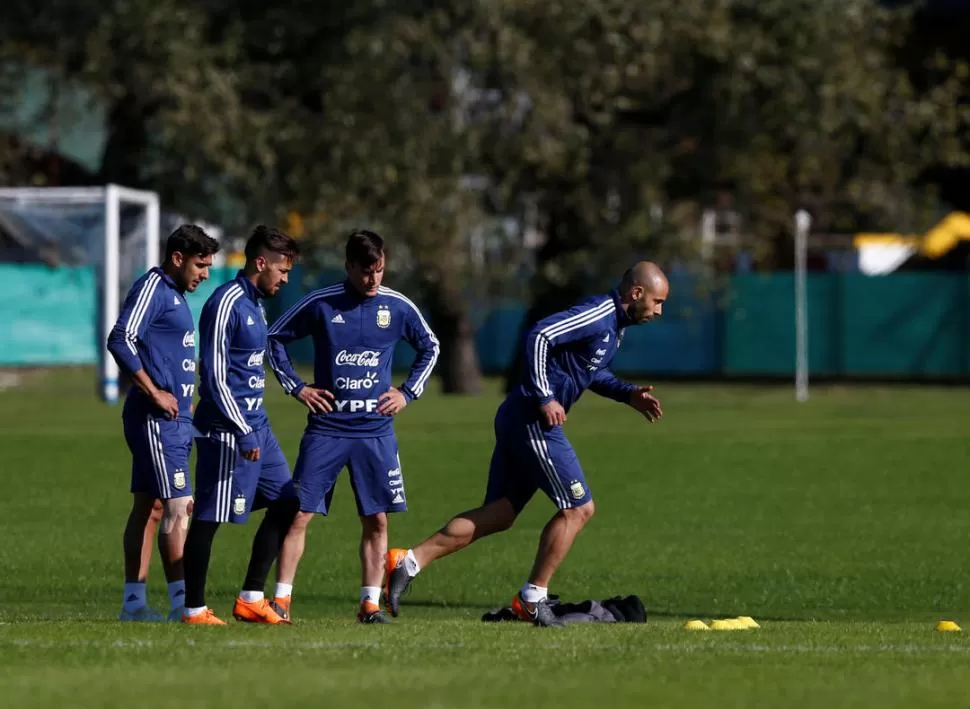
left=468, top=0, right=970, bottom=389
left=287, top=5, right=495, bottom=394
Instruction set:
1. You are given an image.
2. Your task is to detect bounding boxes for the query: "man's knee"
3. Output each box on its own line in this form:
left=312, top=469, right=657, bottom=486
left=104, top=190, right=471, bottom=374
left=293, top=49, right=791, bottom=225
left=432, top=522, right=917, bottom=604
left=564, top=500, right=595, bottom=525
left=289, top=510, right=314, bottom=533
left=361, top=512, right=388, bottom=537
left=160, top=497, right=193, bottom=534
left=129, top=494, right=162, bottom=523
left=469, top=498, right=517, bottom=536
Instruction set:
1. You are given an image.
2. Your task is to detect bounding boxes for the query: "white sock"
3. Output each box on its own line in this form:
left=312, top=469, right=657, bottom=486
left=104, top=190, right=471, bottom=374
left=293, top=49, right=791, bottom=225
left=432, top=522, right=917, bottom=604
left=122, top=582, right=147, bottom=612
left=404, top=549, right=421, bottom=576
left=184, top=606, right=207, bottom=617
left=167, top=580, right=186, bottom=610
left=275, top=582, right=293, bottom=599
left=360, top=586, right=382, bottom=605
left=239, top=590, right=264, bottom=602
left=520, top=583, right=548, bottom=603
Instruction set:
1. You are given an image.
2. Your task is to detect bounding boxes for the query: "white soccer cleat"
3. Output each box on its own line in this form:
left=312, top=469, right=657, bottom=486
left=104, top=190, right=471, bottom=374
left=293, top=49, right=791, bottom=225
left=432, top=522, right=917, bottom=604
left=118, top=605, right=165, bottom=622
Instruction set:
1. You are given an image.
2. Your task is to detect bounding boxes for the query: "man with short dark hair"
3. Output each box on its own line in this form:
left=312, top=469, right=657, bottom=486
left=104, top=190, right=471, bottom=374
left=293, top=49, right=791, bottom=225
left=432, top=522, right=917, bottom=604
left=181, top=225, right=301, bottom=625
left=107, top=224, right=220, bottom=621
left=267, top=229, right=439, bottom=624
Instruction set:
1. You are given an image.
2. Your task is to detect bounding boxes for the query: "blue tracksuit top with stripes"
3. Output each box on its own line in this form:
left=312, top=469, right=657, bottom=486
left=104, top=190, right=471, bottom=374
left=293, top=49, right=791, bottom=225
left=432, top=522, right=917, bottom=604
left=267, top=282, right=440, bottom=437
left=194, top=273, right=270, bottom=451
left=514, top=289, right=637, bottom=414
left=106, top=267, right=197, bottom=420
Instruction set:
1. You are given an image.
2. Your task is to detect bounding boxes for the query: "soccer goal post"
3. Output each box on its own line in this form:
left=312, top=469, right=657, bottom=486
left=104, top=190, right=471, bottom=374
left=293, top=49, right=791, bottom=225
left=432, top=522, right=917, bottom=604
left=0, top=184, right=160, bottom=403
left=793, top=209, right=812, bottom=403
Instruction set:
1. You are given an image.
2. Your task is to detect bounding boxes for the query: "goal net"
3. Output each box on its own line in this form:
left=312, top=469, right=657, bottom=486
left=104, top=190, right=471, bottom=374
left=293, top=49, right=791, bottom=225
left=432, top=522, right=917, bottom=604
left=0, top=184, right=159, bottom=403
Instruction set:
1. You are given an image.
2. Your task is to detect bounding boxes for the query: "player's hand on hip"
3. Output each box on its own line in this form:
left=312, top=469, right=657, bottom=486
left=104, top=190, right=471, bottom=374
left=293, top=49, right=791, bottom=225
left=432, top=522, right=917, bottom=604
left=377, top=387, right=408, bottom=416
left=629, top=385, right=663, bottom=422
left=298, top=386, right=335, bottom=414
left=152, top=390, right=180, bottom=419
left=241, top=447, right=261, bottom=462
left=540, top=399, right=567, bottom=427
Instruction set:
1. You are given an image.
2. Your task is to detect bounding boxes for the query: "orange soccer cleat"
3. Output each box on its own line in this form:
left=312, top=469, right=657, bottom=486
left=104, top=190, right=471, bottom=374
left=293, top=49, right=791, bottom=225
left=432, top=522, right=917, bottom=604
left=181, top=608, right=227, bottom=625
left=358, top=599, right=392, bottom=624
left=273, top=595, right=291, bottom=618
left=232, top=597, right=292, bottom=624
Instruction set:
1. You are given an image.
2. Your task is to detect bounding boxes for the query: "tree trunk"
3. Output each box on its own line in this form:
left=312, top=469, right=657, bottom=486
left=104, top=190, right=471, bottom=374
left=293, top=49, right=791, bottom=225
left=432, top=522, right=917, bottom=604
left=99, top=91, right=150, bottom=187
left=421, top=282, right=483, bottom=395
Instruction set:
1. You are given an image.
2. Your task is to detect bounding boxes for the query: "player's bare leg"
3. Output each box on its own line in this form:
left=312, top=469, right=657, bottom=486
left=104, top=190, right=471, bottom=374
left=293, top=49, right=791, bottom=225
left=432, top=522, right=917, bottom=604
left=158, top=497, right=192, bottom=619
left=119, top=493, right=164, bottom=621
left=358, top=513, right=390, bottom=623
left=139, top=499, right=163, bottom=579
left=385, top=498, right=518, bottom=616
left=274, top=510, right=314, bottom=614
left=526, top=501, right=595, bottom=588
left=508, top=502, right=595, bottom=628
left=234, top=498, right=298, bottom=624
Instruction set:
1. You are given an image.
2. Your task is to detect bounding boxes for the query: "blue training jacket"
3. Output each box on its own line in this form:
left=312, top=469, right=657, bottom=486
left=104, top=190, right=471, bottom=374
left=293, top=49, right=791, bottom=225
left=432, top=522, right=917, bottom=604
left=193, top=272, right=271, bottom=451
left=106, top=267, right=198, bottom=420
left=514, top=289, right=637, bottom=414
left=267, top=282, right=439, bottom=437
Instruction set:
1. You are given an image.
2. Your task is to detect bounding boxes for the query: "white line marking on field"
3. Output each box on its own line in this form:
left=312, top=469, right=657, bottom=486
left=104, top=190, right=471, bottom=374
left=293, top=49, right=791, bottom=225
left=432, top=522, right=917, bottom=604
left=2, top=639, right=968, bottom=654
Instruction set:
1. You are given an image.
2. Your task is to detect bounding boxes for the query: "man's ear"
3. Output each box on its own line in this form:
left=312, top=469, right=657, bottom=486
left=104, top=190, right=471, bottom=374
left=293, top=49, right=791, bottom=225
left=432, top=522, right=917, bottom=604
left=170, top=251, right=184, bottom=268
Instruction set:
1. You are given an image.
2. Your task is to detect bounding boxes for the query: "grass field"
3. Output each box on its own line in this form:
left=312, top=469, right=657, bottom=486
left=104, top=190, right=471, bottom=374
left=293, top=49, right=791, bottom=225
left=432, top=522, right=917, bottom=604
left=2, top=368, right=970, bottom=708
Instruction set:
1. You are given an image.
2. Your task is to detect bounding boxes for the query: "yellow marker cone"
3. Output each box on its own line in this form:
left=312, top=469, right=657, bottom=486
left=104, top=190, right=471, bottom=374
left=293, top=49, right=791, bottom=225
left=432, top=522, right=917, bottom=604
left=735, top=616, right=760, bottom=629
left=710, top=619, right=742, bottom=630
left=936, top=620, right=961, bottom=632
left=684, top=620, right=710, bottom=631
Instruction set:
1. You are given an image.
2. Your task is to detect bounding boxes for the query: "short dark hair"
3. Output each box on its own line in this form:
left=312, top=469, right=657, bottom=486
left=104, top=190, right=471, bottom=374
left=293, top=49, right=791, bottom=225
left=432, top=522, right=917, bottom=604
left=345, top=229, right=384, bottom=267
left=165, top=224, right=220, bottom=261
left=244, top=225, right=300, bottom=262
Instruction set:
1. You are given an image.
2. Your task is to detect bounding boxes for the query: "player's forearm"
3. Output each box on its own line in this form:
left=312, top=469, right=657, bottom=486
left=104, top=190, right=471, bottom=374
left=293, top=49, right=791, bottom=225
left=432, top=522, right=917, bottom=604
left=525, top=333, right=555, bottom=404
left=590, top=373, right=636, bottom=403
left=106, top=330, right=144, bottom=376
left=129, top=368, right=162, bottom=399
left=402, top=345, right=440, bottom=400
left=267, top=340, right=304, bottom=395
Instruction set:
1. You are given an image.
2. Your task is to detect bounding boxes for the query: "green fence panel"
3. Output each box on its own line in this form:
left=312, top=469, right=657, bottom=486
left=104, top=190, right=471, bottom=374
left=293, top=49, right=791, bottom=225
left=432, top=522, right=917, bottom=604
left=723, top=274, right=838, bottom=375
left=0, top=264, right=97, bottom=365
left=840, top=274, right=968, bottom=376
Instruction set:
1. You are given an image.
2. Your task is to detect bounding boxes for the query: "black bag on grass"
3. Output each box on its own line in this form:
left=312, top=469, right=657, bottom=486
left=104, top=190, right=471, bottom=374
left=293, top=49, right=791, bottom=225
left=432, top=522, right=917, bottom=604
left=481, top=594, right=647, bottom=624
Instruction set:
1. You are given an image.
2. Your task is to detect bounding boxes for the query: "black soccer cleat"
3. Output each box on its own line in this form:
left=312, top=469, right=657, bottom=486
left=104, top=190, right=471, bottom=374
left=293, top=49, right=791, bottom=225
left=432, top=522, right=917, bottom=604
left=358, top=605, right=393, bottom=624
left=511, top=593, right=565, bottom=628
left=384, top=548, right=414, bottom=617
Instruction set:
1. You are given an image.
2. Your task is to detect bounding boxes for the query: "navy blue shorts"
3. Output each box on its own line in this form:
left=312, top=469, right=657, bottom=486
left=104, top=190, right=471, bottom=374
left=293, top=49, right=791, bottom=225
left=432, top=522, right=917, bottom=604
left=123, top=414, right=193, bottom=500
left=485, top=400, right=592, bottom=512
left=293, top=431, right=406, bottom=517
left=193, top=426, right=295, bottom=524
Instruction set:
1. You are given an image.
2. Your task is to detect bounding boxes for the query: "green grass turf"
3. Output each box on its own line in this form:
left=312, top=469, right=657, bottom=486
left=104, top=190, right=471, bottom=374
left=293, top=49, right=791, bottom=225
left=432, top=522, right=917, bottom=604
left=1, top=368, right=969, bottom=707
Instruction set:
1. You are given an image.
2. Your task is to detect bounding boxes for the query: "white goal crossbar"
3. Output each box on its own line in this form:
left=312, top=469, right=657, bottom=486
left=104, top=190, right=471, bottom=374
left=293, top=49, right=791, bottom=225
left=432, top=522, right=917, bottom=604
left=0, top=184, right=160, bottom=403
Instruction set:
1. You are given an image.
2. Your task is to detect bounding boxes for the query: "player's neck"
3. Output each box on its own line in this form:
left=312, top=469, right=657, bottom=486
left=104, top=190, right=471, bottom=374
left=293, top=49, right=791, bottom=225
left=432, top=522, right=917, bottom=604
left=160, top=263, right=186, bottom=293
left=242, top=268, right=266, bottom=297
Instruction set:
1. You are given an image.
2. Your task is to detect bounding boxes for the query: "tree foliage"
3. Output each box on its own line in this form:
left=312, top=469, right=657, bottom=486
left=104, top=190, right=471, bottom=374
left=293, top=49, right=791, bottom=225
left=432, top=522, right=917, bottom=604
left=2, top=0, right=969, bottom=392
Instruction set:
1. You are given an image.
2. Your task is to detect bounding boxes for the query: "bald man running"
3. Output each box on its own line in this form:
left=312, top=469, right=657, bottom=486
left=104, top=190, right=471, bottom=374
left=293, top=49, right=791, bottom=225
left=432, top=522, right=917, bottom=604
left=386, top=262, right=669, bottom=626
